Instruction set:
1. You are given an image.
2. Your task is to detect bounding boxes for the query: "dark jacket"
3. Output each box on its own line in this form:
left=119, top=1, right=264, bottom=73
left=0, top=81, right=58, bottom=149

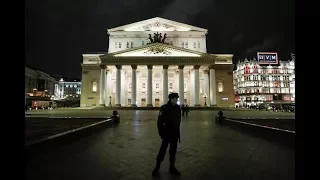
left=157, top=101, right=181, bottom=139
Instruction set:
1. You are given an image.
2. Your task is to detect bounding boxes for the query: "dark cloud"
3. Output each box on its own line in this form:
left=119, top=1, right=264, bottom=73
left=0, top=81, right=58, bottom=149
left=232, top=33, right=243, bottom=44
left=160, top=0, right=217, bottom=23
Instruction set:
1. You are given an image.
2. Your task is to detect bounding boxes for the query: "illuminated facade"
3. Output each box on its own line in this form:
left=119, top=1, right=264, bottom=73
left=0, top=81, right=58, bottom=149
left=233, top=57, right=295, bottom=107
left=81, top=17, right=235, bottom=107
left=25, top=66, right=56, bottom=98
left=54, top=78, right=81, bottom=99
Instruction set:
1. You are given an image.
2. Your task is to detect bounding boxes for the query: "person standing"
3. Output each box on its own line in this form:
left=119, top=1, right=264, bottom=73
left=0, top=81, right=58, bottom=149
left=152, top=93, right=181, bottom=176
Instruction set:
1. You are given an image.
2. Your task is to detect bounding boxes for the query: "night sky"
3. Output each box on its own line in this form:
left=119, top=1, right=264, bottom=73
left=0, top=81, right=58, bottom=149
left=25, top=0, right=294, bottom=79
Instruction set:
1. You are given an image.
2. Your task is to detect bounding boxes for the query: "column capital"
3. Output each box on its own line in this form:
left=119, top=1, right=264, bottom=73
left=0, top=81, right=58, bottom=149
left=100, top=64, right=106, bottom=69
left=178, top=65, right=185, bottom=69
left=209, top=65, right=215, bottom=69
left=193, top=65, right=200, bottom=69
left=115, top=65, right=122, bottom=69
left=131, top=65, right=137, bottom=69
left=163, top=65, right=169, bottom=69
left=147, top=65, right=153, bottom=69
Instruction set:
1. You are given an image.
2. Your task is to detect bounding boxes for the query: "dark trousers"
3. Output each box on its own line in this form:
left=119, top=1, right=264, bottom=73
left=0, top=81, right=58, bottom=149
left=156, top=137, right=178, bottom=162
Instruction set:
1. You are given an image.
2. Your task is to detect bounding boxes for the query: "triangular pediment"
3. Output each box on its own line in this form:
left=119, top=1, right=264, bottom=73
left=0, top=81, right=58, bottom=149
left=102, top=43, right=209, bottom=57
left=108, top=17, right=207, bottom=32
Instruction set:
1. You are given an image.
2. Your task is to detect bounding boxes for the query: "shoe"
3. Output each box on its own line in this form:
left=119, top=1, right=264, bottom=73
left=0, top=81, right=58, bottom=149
left=152, top=161, right=161, bottom=176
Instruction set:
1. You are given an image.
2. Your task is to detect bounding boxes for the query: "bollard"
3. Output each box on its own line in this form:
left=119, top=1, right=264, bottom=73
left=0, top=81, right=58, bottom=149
left=215, top=110, right=226, bottom=125
left=111, top=110, right=120, bottom=124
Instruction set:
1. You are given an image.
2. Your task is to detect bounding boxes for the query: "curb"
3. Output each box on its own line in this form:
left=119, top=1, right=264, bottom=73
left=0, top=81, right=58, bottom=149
left=223, top=118, right=295, bottom=148
left=25, top=118, right=113, bottom=148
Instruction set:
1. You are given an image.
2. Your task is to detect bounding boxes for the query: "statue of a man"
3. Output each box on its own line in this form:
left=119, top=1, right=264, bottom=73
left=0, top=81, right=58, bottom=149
left=148, top=34, right=154, bottom=43
left=162, top=33, right=167, bottom=43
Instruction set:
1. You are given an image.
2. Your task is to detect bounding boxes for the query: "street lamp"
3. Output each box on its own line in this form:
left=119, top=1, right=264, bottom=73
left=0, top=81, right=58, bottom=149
left=203, top=93, right=207, bottom=107
left=108, top=93, right=112, bottom=107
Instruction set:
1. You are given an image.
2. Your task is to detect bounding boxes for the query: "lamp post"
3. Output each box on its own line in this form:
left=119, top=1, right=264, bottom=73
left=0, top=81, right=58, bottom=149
left=203, top=93, right=207, bottom=107
left=109, top=93, right=112, bottom=107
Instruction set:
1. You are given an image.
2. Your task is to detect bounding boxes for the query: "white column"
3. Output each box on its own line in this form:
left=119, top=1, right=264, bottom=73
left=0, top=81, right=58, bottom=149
left=115, top=65, right=122, bottom=107
left=178, top=65, right=184, bottom=106
left=194, top=65, right=201, bottom=106
left=131, top=65, right=137, bottom=107
left=121, top=69, right=126, bottom=106
left=210, top=66, right=217, bottom=106
left=147, top=65, right=153, bottom=107
left=204, top=70, right=210, bottom=106
left=104, top=67, right=110, bottom=107
left=99, top=65, right=106, bottom=106
left=162, top=65, right=169, bottom=104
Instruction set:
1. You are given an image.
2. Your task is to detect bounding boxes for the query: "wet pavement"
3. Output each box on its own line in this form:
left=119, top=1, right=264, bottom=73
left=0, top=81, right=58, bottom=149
left=25, top=111, right=295, bottom=180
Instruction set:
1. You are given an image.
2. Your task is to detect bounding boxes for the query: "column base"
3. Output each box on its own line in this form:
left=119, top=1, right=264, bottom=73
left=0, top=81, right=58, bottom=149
left=99, top=104, right=105, bottom=106
left=116, top=104, right=121, bottom=107
left=131, top=104, right=137, bottom=107
left=194, top=104, right=201, bottom=107
left=210, top=105, right=217, bottom=107
left=146, top=104, right=153, bottom=107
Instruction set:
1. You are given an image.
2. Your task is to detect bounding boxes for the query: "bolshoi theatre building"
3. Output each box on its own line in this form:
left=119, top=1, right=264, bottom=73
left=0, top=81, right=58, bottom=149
left=80, top=17, right=235, bottom=107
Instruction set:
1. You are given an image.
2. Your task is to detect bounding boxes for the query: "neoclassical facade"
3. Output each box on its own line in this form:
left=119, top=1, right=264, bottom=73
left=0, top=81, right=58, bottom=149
left=80, top=17, right=234, bottom=107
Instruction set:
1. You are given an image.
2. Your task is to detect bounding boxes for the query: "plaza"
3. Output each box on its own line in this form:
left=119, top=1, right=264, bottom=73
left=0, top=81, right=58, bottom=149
left=26, top=110, right=295, bottom=180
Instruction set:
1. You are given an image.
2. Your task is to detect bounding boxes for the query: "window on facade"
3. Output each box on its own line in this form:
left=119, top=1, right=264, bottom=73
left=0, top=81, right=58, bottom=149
left=131, top=42, right=133, bottom=48
left=156, top=83, right=159, bottom=89
left=129, top=83, right=131, bottom=89
left=127, top=42, right=129, bottom=48
left=115, top=42, right=117, bottom=48
left=181, top=42, right=184, bottom=48
left=142, top=83, right=146, bottom=88
left=92, top=82, right=97, bottom=92
left=198, top=41, right=200, bottom=48
left=142, top=41, right=144, bottom=46
left=185, top=42, right=188, bottom=48
left=193, top=42, right=196, bottom=48
left=119, top=42, right=121, bottom=48
left=169, top=83, right=173, bottom=89
left=218, top=82, right=223, bottom=92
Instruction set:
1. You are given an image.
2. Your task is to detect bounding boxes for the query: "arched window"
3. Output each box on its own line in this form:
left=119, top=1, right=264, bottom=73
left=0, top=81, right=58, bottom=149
left=127, top=42, right=129, bottom=48
left=218, top=82, right=223, bottom=92
left=92, top=82, right=97, bottom=92
left=156, top=83, right=159, bottom=89
left=142, top=83, right=146, bottom=88
left=193, top=42, right=196, bottom=48
left=169, top=83, right=173, bottom=89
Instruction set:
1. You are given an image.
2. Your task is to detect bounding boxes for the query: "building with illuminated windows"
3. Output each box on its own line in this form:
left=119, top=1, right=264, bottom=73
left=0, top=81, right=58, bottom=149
left=233, top=57, right=295, bottom=107
left=54, top=78, right=81, bottom=100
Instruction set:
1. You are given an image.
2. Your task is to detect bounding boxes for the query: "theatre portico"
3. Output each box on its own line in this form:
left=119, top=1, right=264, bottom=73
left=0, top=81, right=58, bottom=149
left=80, top=17, right=235, bottom=108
